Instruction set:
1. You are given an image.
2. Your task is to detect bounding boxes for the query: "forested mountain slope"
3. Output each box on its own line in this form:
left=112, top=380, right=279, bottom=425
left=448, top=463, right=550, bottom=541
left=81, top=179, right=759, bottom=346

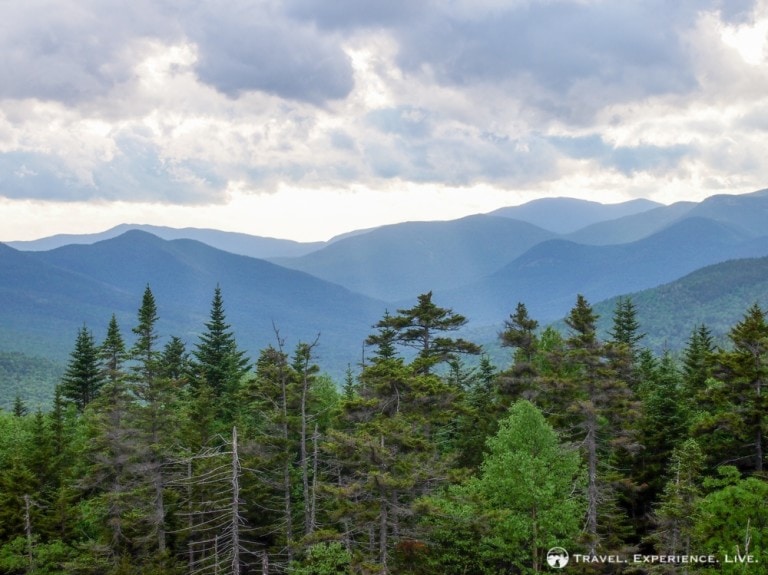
left=271, top=215, right=556, bottom=301
left=441, top=217, right=768, bottom=323
left=1, top=231, right=386, bottom=376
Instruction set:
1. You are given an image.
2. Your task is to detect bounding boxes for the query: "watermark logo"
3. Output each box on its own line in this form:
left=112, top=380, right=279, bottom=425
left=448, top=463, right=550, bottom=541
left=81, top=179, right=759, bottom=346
left=547, top=547, right=569, bottom=569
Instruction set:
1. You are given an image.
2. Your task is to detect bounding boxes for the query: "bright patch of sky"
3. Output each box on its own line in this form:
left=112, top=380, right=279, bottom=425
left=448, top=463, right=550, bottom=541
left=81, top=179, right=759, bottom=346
left=1, top=0, right=767, bottom=241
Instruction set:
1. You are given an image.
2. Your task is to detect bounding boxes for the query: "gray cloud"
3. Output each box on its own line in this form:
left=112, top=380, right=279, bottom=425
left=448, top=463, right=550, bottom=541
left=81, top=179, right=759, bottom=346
left=0, top=0, right=180, bottom=104
left=550, top=135, right=692, bottom=175
left=716, top=0, right=759, bottom=23
left=187, top=2, right=354, bottom=104
left=394, top=1, right=706, bottom=120
left=284, top=0, right=423, bottom=29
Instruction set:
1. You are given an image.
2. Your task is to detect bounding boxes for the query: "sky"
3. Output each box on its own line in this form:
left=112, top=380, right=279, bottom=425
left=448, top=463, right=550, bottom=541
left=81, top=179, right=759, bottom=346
left=1, top=0, right=768, bottom=242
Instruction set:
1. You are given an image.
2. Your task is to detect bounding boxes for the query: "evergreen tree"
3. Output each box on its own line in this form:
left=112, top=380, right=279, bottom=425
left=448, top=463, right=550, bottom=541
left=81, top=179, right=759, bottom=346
left=100, top=314, right=127, bottom=386
left=608, top=297, right=644, bottom=356
left=78, top=370, right=142, bottom=569
left=695, top=304, right=768, bottom=472
left=61, top=325, right=105, bottom=412
left=326, top=310, right=468, bottom=573
left=159, top=336, right=189, bottom=383
left=682, top=323, right=715, bottom=396
left=608, top=296, right=645, bottom=390
left=238, top=342, right=299, bottom=565
left=633, top=351, right=689, bottom=530
left=551, top=295, right=637, bottom=554
left=128, top=285, right=177, bottom=559
left=372, top=292, right=481, bottom=375
left=12, top=395, right=27, bottom=418
left=497, top=302, right=543, bottom=406
left=500, top=302, right=540, bottom=365
left=650, top=439, right=704, bottom=560
left=191, top=286, right=250, bottom=416
left=130, top=285, right=161, bottom=387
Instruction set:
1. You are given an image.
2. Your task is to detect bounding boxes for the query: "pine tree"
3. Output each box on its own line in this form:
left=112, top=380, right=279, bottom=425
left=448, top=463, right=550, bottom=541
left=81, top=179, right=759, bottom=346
left=326, top=311, right=465, bottom=573
left=159, top=336, right=189, bottom=383
left=238, top=341, right=299, bottom=565
left=608, top=296, right=645, bottom=390
left=633, top=351, right=689, bottom=529
left=79, top=370, right=141, bottom=568
left=130, top=285, right=161, bottom=387
left=12, top=395, right=27, bottom=417
left=372, top=292, right=481, bottom=375
left=61, top=325, right=105, bottom=412
left=497, top=302, right=542, bottom=406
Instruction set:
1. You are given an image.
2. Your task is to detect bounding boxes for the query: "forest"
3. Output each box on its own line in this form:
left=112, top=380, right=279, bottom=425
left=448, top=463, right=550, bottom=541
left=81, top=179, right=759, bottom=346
left=0, top=285, right=766, bottom=575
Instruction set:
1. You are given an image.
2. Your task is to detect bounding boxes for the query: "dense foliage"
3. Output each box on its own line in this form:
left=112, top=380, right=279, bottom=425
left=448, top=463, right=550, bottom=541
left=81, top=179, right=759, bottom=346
left=0, top=287, right=767, bottom=574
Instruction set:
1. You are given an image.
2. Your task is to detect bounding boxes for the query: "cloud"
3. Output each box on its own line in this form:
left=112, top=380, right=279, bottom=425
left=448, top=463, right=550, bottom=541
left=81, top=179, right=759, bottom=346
left=550, top=135, right=692, bottom=175
left=284, top=0, right=423, bottom=29
left=186, top=2, right=354, bottom=104
left=0, top=132, right=226, bottom=204
left=0, top=0, right=179, bottom=105
left=394, top=0, right=705, bottom=121
left=1, top=0, right=767, bottom=210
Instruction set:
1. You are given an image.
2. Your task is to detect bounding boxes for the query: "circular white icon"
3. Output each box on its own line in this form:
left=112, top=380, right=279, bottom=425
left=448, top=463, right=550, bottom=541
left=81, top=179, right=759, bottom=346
left=547, top=547, right=569, bottom=569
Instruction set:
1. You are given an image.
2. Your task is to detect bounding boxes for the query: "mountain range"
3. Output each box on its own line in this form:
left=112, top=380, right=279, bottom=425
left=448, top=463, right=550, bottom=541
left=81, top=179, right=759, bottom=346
left=1, top=231, right=386, bottom=371
left=2, top=190, right=768, bottom=407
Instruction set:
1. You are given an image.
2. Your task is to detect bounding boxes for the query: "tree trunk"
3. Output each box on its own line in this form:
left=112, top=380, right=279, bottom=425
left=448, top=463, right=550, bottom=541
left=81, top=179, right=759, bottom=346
left=301, top=369, right=310, bottom=535
left=310, top=423, right=319, bottom=533
left=231, top=427, right=241, bottom=575
left=756, top=375, right=763, bottom=472
left=586, top=407, right=599, bottom=556
left=379, top=494, right=389, bottom=573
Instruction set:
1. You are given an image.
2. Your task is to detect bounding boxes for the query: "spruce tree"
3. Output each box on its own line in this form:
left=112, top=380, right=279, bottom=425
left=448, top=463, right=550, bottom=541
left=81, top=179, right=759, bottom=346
left=608, top=297, right=644, bottom=355
left=61, top=325, right=104, bottom=412
left=695, top=304, right=768, bottom=472
left=682, top=323, right=715, bottom=396
left=554, top=295, right=637, bottom=554
left=191, top=286, right=250, bottom=415
left=326, top=310, right=466, bottom=572
left=500, top=302, right=539, bottom=365
left=100, top=314, right=127, bottom=385
left=128, top=285, right=176, bottom=558
left=650, top=439, right=704, bottom=559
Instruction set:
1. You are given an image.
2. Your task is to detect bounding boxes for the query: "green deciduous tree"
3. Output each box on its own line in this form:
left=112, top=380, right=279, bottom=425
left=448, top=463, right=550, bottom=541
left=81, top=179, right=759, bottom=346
left=422, top=400, right=584, bottom=574
left=693, top=467, right=768, bottom=574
